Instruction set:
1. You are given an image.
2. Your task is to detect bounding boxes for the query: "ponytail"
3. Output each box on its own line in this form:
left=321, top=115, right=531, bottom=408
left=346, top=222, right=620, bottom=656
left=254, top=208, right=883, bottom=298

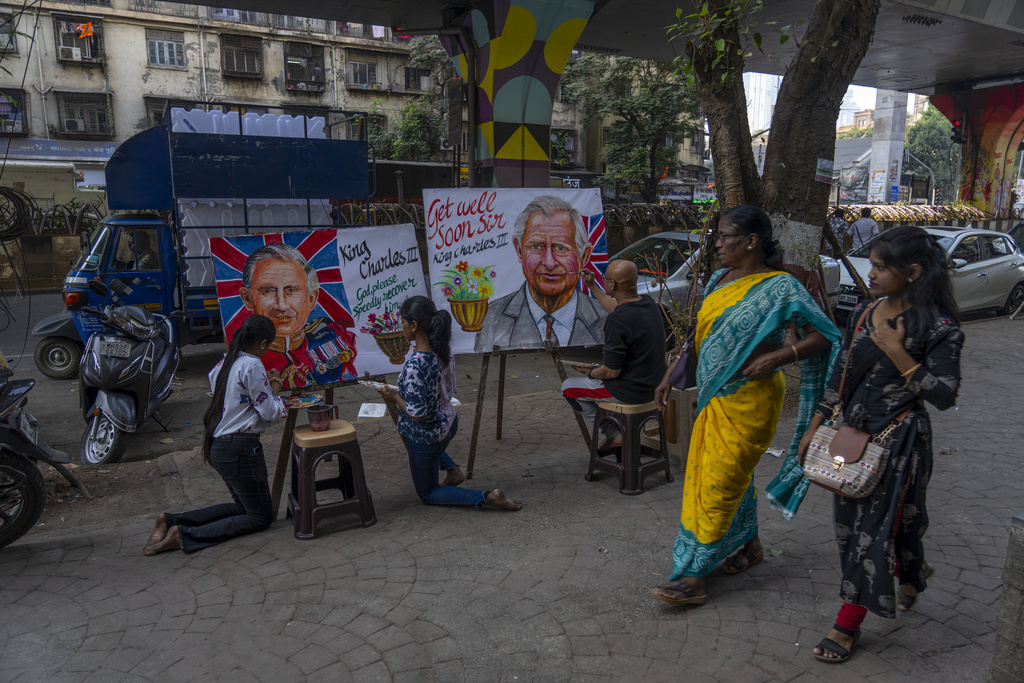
left=399, top=295, right=453, bottom=368
left=202, top=314, right=276, bottom=464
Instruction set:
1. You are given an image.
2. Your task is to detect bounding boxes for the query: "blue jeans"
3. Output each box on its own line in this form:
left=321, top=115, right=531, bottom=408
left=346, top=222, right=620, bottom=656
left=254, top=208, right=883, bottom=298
left=165, top=434, right=274, bottom=553
left=406, top=417, right=486, bottom=507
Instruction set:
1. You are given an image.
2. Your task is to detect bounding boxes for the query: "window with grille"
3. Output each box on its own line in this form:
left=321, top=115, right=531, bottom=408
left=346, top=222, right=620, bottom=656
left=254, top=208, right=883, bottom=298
left=147, top=29, right=184, bottom=67
left=403, top=67, right=431, bottom=92
left=221, top=34, right=261, bottom=77
left=1, top=11, right=16, bottom=53
left=211, top=8, right=262, bottom=23
left=54, top=16, right=103, bottom=63
left=346, top=113, right=384, bottom=140
left=284, top=42, right=325, bottom=92
left=349, top=60, right=377, bottom=87
left=0, top=89, right=27, bottom=135
left=55, top=92, right=112, bottom=136
left=145, top=97, right=169, bottom=127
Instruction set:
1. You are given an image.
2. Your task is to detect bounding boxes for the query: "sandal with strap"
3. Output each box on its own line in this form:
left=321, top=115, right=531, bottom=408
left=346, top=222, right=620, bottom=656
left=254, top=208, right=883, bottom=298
left=897, top=563, right=935, bottom=612
left=721, top=548, right=763, bottom=575
left=813, top=629, right=861, bottom=663
left=650, top=580, right=708, bottom=606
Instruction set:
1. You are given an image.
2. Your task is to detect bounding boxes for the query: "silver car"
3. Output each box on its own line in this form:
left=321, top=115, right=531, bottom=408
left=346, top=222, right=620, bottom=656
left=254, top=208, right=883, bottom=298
left=611, top=231, right=841, bottom=310
left=835, top=226, right=1024, bottom=316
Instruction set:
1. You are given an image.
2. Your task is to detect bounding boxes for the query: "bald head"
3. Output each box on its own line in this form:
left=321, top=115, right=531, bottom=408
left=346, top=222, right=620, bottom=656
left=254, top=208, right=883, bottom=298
left=605, top=259, right=638, bottom=297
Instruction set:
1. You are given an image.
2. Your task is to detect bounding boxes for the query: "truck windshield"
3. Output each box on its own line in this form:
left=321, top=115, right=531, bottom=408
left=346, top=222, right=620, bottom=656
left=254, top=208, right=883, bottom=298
left=73, top=225, right=112, bottom=271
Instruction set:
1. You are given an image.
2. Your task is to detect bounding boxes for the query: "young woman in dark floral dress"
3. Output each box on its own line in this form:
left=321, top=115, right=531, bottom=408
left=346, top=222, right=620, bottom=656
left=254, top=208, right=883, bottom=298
left=799, top=226, right=964, bottom=662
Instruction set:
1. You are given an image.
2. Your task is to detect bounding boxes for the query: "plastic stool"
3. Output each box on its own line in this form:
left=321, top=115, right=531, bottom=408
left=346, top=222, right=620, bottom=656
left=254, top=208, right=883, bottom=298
left=287, top=421, right=376, bottom=539
left=585, top=400, right=673, bottom=495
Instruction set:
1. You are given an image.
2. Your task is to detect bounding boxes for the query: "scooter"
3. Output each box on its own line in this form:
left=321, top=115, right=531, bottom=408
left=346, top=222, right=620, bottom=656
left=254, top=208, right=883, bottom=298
left=79, top=280, right=181, bottom=466
left=0, top=351, right=86, bottom=550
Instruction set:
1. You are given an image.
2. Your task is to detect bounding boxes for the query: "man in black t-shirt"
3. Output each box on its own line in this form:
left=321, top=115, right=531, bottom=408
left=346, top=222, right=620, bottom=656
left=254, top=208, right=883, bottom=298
left=561, top=259, right=666, bottom=450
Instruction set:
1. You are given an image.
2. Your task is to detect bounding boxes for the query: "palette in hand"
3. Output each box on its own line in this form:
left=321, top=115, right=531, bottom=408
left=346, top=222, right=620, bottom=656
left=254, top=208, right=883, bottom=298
left=358, top=380, right=399, bottom=391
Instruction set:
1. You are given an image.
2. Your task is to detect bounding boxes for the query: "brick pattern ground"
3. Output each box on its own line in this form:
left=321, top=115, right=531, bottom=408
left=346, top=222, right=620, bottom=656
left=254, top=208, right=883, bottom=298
left=1, top=318, right=1021, bottom=682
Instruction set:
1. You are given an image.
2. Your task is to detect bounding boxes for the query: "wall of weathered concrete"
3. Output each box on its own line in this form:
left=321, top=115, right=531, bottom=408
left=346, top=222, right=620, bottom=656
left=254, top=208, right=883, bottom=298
left=992, top=512, right=1024, bottom=683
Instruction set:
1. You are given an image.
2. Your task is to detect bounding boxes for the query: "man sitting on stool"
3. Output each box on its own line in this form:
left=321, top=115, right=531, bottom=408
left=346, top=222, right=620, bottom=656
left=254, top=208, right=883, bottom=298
left=561, top=259, right=666, bottom=450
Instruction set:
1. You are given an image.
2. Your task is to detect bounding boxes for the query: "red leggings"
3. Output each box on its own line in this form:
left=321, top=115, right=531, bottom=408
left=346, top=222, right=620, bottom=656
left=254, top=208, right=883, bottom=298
left=836, top=602, right=868, bottom=632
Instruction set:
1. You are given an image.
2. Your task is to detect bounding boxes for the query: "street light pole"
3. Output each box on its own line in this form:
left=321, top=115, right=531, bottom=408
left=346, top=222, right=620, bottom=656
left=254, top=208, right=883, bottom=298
left=906, top=150, right=937, bottom=204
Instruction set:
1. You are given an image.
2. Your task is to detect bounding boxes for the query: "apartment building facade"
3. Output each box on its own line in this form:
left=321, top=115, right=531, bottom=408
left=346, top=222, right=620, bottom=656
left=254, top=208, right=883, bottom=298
left=0, top=1, right=437, bottom=206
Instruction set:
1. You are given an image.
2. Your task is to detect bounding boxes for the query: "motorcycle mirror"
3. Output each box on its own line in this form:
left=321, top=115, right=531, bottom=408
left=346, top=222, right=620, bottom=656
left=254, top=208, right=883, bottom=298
left=89, top=279, right=110, bottom=297
left=169, top=310, right=186, bottom=320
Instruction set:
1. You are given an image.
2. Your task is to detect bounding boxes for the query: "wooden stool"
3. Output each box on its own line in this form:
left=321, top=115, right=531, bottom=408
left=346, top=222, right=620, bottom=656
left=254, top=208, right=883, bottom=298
left=585, top=400, right=673, bottom=495
left=286, top=421, right=376, bottom=539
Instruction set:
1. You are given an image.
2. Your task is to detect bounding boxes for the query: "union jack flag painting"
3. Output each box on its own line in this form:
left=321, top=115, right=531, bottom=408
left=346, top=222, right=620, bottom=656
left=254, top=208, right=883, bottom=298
left=578, top=212, right=607, bottom=296
left=210, top=230, right=353, bottom=343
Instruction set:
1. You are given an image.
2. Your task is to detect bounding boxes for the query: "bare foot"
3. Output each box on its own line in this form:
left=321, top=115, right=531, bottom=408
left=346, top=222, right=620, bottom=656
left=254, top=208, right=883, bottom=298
left=483, top=489, right=522, bottom=511
left=812, top=628, right=857, bottom=660
left=441, top=467, right=465, bottom=487
left=144, top=525, right=181, bottom=555
left=146, top=513, right=167, bottom=550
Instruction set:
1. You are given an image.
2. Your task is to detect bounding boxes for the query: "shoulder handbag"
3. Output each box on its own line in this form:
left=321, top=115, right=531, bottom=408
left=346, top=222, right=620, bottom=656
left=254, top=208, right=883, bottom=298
left=801, top=301, right=912, bottom=498
left=668, top=268, right=731, bottom=391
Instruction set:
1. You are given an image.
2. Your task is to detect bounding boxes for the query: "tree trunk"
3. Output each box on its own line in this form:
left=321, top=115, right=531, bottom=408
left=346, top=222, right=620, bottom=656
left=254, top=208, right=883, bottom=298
left=760, top=0, right=882, bottom=222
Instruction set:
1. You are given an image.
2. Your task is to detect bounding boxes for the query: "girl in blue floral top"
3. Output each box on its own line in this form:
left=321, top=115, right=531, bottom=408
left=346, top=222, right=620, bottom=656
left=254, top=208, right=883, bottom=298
left=378, top=296, right=521, bottom=510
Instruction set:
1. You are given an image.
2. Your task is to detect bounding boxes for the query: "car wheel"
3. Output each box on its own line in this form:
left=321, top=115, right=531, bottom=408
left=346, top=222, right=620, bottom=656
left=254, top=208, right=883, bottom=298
left=1002, top=283, right=1024, bottom=316
left=33, top=337, right=83, bottom=380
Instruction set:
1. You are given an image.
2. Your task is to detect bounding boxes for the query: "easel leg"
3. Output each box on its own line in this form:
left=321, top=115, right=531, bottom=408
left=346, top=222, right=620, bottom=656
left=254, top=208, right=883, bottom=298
left=270, top=408, right=298, bottom=520
left=547, top=344, right=593, bottom=452
left=466, top=353, right=491, bottom=480
left=496, top=352, right=507, bottom=440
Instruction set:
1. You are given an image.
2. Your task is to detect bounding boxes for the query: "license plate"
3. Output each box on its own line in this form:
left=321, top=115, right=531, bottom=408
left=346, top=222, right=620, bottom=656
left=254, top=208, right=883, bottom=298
left=19, top=411, right=38, bottom=445
left=98, top=340, right=131, bottom=358
left=839, top=293, right=860, bottom=305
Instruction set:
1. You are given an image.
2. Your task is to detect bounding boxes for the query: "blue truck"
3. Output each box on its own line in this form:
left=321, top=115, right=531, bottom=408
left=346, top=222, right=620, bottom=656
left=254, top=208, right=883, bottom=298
left=33, top=104, right=372, bottom=379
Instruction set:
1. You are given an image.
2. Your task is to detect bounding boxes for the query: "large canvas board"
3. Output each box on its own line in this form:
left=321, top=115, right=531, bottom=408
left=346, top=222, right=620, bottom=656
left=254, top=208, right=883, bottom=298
left=423, top=188, right=608, bottom=354
left=210, top=224, right=426, bottom=389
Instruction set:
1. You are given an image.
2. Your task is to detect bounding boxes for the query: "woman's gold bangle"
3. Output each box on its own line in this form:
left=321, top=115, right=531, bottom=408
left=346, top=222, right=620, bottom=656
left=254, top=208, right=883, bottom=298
left=901, top=363, right=921, bottom=378
left=790, top=345, right=799, bottom=362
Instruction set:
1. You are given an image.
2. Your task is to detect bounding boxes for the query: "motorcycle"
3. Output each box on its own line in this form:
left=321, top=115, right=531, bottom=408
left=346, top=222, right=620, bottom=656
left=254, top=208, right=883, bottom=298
left=79, top=281, right=181, bottom=466
left=0, top=353, right=86, bottom=550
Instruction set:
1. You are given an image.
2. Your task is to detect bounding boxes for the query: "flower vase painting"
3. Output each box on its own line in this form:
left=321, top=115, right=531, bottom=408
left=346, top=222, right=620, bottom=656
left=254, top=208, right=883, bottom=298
left=359, top=311, right=409, bottom=365
left=436, top=262, right=495, bottom=332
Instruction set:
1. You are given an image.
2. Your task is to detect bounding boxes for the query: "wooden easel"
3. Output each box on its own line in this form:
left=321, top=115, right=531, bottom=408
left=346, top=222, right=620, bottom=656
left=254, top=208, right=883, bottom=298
left=464, top=343, right=593, bottom=479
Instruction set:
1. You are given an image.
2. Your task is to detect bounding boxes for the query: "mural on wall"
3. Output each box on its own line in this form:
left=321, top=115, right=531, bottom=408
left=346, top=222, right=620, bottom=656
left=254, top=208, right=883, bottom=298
left=439, top=0, right=592, bottom=187
left=423, top=188, right=607, bottom=354
left=211, top=225, right=427, bottom=389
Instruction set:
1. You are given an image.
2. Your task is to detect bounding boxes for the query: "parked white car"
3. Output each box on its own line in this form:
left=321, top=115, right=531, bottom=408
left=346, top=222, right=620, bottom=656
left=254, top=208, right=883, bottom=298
left=611, top=231, right=841, bottom=310
left=835, top=226, right=1024, bottom=317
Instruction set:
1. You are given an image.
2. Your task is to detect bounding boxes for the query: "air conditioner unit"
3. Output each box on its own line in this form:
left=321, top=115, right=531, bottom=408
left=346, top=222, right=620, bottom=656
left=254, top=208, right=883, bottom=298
left=58, top=46, right=82, bottom=61
left=64, top=118, right=86, bottom=132
left=439, top=139, right=452, bottom=150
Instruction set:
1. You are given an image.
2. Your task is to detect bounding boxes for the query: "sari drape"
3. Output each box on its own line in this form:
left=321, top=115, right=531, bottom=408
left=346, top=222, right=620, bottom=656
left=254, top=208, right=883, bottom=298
left=669, top=269, right=841, bottom=579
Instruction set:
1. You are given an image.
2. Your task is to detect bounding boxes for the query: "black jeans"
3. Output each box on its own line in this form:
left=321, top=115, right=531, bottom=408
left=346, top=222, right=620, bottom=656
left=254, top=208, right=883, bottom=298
left=164, top=434, right=274, bottom=553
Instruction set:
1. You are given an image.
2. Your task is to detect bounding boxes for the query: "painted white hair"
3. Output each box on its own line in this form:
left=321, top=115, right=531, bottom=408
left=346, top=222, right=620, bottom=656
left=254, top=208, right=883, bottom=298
left=241, top=242, right=319, bottom=292
left=513, top=195, right=589, bottom=256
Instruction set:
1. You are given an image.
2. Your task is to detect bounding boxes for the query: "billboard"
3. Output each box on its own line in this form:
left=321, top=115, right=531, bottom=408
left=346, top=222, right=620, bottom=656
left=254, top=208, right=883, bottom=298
left=210, top=225, right=427, bottom=389
left=423, top=188, right=608, bottom=354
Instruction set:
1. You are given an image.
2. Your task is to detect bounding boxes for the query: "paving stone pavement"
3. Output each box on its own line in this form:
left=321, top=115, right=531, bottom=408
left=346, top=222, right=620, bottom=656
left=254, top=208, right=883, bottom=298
left=1, top=317, right=1021, bottom=682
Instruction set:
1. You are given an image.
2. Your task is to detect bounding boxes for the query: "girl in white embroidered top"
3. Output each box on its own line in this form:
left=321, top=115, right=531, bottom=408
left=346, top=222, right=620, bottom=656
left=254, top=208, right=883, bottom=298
left=144, top=315, right=287, bottom=555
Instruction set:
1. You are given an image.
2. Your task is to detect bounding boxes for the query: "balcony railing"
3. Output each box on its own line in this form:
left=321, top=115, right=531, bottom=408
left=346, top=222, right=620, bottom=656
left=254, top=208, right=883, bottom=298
left=127, top=0, right=199, bottom=18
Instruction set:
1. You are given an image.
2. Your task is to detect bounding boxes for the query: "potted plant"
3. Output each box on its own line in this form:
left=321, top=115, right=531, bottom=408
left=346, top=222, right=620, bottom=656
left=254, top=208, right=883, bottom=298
left=360, top=311, right=408, bottom=364
left=435, top=261, right=495, bottom=332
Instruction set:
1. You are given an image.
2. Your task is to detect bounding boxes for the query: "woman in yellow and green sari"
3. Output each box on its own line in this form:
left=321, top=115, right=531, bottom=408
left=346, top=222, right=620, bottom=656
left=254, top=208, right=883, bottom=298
left=651, top=205, right=841, bottom=606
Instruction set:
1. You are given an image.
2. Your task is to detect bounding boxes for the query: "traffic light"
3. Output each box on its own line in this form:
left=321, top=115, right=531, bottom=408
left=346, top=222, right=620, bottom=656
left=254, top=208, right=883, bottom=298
left=950, top=119, right=966, bottom=144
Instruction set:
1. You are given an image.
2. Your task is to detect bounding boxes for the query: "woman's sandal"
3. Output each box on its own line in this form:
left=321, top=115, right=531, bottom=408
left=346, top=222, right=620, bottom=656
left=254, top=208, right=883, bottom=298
left=813, top=627, right=861, bottom=663
left=721, top=548, right=763, bottom=575
left=897, top=563, right=935, bottom=612
left=650, top=580, right=708, bottom=606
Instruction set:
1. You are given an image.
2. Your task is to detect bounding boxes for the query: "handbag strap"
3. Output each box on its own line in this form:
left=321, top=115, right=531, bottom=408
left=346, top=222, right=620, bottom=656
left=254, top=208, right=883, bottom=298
left=834, top=300, right=879, bottom=408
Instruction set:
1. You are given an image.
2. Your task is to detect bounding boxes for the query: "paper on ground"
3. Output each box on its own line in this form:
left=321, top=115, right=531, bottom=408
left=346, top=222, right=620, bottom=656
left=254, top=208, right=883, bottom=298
left=358, top=403, right=387, bottom=419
